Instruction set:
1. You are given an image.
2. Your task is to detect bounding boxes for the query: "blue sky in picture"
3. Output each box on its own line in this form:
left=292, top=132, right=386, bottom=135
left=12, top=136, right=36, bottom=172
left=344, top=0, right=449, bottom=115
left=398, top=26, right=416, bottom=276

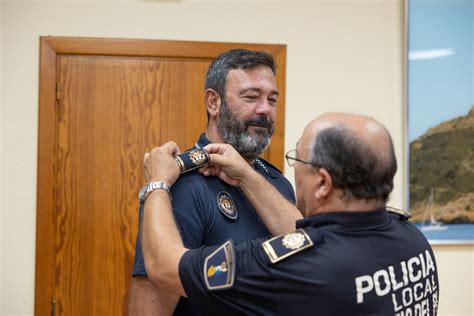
left=408, top=0, right=474, bottom=142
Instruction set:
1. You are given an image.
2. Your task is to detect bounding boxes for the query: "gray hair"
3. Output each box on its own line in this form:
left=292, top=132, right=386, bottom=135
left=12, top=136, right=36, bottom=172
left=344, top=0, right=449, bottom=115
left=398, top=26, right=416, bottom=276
left=309, top=125, right=397, bottom=202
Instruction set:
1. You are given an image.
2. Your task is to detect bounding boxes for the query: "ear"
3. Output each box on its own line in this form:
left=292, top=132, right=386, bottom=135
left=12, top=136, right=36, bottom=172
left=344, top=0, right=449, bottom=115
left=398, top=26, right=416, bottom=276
left=205, top=89, right=222, bottom=119
left=314, top=168, right=333, bottom=200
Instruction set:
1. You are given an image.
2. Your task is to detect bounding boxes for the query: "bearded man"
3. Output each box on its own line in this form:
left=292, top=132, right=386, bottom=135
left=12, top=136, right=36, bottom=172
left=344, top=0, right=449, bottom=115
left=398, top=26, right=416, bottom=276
left=129, top=49, right=295, bottom=315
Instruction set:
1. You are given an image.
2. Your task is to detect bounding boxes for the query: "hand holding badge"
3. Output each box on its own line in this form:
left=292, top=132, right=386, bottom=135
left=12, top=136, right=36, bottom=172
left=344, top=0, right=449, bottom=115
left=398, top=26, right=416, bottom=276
left=175, top=148, right=210, bottom=173
left=140, top=145, right=210, bottom=203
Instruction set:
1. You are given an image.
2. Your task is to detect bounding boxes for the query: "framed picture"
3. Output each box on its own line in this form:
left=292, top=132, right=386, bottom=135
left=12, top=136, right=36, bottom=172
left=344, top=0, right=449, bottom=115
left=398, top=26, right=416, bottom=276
left=407, top=0, right=474, bottom=244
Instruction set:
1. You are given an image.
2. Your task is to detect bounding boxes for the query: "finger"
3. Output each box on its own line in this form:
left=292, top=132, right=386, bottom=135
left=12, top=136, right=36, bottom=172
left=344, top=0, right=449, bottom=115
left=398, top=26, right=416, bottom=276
left=144, top=152, right=150, bottom=162
left=206, top=167, right=221, bottom=177
left=203, top=143, right=229, bottom=154
left=162, top=141, right=181, bottom=155
left=198, top=165, right=209, bottom=173
left=201, top=169, right=211, bottom=177
left=199, top=165, right=219, bottom=177
left=150, top=147, right=160, bottom=155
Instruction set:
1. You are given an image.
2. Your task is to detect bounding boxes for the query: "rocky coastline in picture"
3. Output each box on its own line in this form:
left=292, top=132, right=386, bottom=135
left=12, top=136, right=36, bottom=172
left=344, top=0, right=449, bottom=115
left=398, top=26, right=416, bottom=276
left=409, top=106, right=474, bottom=224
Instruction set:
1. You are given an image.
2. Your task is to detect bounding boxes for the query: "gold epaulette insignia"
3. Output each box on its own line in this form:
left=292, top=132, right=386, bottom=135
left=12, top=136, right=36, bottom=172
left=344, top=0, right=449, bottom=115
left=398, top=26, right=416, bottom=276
left=262, top=228, right=314, bottom=264
left=386, top=206, right=411, bottom=219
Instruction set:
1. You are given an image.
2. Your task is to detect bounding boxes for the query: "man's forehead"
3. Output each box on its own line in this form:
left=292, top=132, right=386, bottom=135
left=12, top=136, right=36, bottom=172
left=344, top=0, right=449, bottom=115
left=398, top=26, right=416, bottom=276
left=225, top=68, right=277, bottom=94
left=296, top=138, right=306, bottom=152
left=239, top=87, right=279, bottom=96
left=300, top=121, right=322, bottom=144
left=313, top=121, right=336, bottom=132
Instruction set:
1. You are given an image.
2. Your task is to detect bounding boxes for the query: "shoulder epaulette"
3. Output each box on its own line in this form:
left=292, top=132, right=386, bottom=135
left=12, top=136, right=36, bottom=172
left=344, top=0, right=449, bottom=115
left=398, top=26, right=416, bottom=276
left=262, top=229, right=314, bottom=264
left=386, top=206, right=411, bottom=220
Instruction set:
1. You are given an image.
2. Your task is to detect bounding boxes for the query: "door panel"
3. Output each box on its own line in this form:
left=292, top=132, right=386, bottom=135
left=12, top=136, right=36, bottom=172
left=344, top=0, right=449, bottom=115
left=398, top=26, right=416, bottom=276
left=56, top=55, right=209, bottom=315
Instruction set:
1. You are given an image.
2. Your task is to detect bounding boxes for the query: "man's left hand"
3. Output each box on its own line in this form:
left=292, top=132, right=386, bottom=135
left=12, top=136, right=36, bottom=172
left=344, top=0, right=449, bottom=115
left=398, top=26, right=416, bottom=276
left=199, top=143, right=253, bottom=187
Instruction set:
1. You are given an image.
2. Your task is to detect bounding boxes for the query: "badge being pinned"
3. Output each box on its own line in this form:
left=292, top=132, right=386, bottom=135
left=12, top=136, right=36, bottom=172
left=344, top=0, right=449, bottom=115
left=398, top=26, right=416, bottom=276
left=217, top=191, right=238, bottom=220
left=204, top=241, right=235, bottom=291
left=175, top=148, right=210, bottom=174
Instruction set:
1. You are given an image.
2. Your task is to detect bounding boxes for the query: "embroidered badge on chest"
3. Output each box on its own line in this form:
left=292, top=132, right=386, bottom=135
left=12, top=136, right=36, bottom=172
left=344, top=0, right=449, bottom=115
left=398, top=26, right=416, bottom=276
left=217, top=191, right=238, bottom=220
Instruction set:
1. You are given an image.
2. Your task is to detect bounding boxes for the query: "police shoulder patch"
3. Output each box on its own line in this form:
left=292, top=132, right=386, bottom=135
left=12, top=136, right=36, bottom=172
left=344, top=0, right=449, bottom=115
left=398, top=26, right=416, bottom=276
left=386, top=206, right=411, bottom=219
left=204, top=240, right=236, bottom=291
left=262, top=228, right=314, bottom=264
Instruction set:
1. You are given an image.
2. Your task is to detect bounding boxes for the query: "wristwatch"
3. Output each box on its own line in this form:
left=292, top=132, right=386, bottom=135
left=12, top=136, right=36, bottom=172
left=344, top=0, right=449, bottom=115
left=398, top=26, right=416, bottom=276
left=138, top=181, right=171, bottom=204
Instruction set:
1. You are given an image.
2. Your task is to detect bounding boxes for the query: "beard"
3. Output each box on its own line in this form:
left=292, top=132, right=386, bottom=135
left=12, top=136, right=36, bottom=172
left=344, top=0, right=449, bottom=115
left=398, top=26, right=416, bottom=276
left=217, top=101, right=274, bottom=161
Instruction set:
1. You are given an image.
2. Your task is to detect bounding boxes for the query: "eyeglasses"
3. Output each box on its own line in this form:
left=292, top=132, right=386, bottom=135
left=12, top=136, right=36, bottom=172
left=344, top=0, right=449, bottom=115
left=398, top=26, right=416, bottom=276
left=285, top=149, right=313, bottom=167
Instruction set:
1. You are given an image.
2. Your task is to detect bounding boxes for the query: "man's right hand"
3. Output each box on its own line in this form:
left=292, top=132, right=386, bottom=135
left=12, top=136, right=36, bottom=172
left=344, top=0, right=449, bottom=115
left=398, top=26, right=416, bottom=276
left=144, top=141, right=181, bottom=185
left=200, top=143, right=254, bottom=186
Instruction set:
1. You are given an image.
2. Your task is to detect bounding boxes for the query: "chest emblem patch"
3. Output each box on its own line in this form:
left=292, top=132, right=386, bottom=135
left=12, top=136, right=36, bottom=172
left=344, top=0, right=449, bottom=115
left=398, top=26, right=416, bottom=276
left=204, top=241, right=235, bottom=290
left=262, top=229, right=314, bottom=264
left=217, top=191, right=238, bottom=220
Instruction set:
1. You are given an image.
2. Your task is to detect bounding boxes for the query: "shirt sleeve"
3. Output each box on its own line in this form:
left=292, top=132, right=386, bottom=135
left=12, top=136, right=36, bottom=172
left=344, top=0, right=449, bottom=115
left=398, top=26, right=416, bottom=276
left=178, top=239, right=277, bottom=314
left=171, top=175, right=210, bottom=249
left=132, top=175, right=210, bottom=276
left=132, top=203, right=146, bottom=276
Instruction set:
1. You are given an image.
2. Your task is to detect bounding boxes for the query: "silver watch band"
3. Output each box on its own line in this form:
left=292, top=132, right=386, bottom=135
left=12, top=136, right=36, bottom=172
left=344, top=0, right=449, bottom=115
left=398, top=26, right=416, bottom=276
left=148, top=181, right=171, bottom=194
left=139, top=181, right=171, bottom=204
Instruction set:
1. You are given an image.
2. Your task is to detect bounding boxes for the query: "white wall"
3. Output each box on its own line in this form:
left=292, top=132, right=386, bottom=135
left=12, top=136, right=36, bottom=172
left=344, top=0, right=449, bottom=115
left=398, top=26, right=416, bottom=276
left=0, top=0, right=472, bottom=315
left=0, top=2, right=4, bottom=313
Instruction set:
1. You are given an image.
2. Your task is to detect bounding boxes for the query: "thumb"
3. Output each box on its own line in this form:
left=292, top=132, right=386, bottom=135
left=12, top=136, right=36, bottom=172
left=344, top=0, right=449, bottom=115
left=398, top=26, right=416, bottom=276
left=204, top=143, right=229, bottom=155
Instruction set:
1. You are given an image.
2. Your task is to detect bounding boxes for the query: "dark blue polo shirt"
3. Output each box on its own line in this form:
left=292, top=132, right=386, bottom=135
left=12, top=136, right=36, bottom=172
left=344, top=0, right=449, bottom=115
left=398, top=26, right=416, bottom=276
left=179, top=208, right=439, bottom=315
left=132, top=134, right=296, bottom=314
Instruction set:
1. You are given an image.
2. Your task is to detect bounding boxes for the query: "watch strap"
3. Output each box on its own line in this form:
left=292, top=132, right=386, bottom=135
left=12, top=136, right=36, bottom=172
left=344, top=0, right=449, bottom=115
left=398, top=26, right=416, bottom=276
left=148, top=181, right=171, bottom=194
left=140, top=181, right=171, bottom=204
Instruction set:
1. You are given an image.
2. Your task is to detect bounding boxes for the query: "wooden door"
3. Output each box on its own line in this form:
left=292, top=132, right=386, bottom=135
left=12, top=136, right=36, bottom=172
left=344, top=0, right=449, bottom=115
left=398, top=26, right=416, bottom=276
left=36, top=37, right=287, bottom=315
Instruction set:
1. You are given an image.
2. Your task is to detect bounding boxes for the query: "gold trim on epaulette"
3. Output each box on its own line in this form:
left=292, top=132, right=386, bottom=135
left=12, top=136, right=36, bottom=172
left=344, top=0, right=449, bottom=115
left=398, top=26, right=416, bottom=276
left=386, top=206, right=411, bottom=219
left=262, top=228, right=314, bottom=264
left=262, top=242, right=278, bottom=261
left=175, top=156, right=185, bottom=172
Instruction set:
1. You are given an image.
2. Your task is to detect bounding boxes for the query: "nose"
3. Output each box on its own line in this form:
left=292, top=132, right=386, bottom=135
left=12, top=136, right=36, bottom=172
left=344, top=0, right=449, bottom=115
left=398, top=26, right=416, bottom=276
left=255, top=98, right=273, bottom=116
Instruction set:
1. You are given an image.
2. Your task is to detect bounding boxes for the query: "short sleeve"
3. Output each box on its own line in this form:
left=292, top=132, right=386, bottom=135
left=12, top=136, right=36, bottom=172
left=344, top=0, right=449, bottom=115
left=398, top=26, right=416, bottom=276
left=132, top=175, right=210, bottom=276
left=179, top=239, right=277, bottom=314
left=171, top=175, right=210, bottom=249
left=132, top=203, right=146, bottom=276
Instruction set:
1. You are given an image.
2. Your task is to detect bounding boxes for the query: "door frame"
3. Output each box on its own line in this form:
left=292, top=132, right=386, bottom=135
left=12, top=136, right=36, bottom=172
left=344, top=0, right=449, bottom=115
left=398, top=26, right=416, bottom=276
left=36, top=36, right=286, bottom=315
